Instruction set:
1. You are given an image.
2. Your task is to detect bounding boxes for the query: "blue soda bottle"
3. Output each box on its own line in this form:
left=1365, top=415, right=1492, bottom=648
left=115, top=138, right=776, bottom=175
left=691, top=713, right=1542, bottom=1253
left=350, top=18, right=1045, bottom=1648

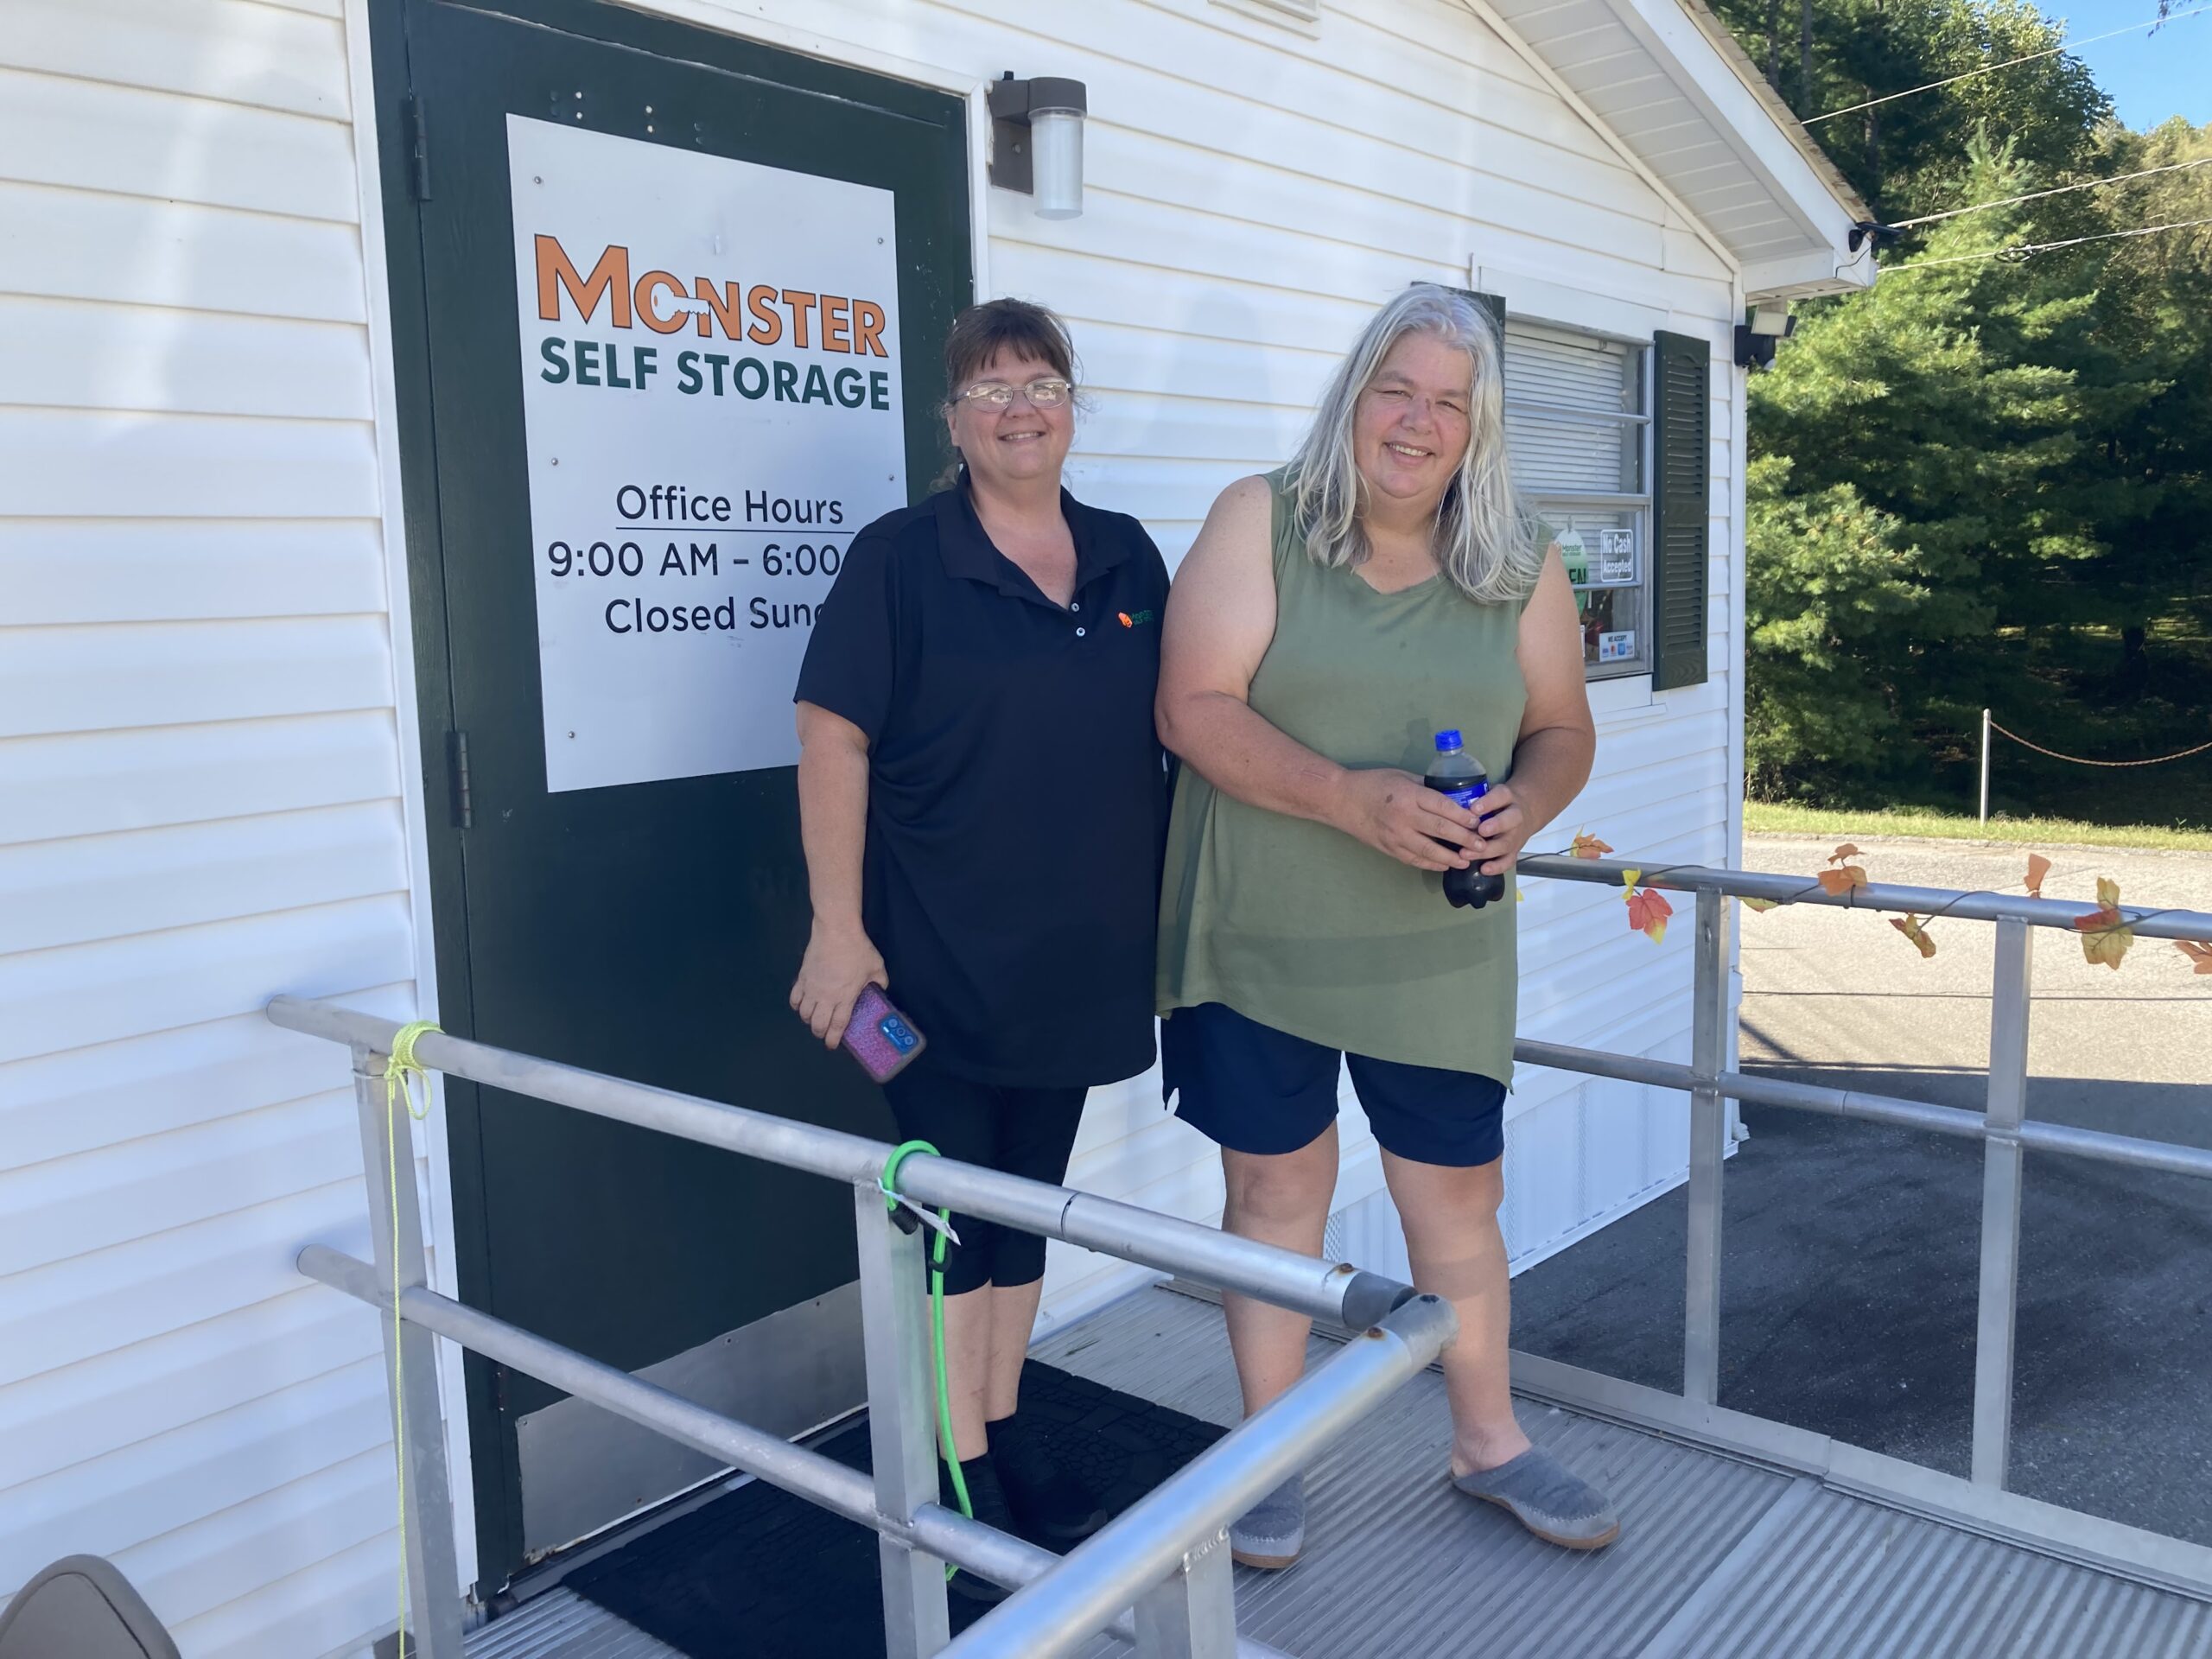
left=1425, top=729, right=1505, bottom=910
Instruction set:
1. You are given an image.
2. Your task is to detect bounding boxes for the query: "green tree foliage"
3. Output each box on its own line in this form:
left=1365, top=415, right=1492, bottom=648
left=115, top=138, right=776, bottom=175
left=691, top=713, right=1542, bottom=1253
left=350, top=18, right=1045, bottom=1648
left=1719, top=0, right=2212, bottom=823
left=1707, top=0, right=2107, bottom=213
left=1745, top=135, right=2099, bottom=796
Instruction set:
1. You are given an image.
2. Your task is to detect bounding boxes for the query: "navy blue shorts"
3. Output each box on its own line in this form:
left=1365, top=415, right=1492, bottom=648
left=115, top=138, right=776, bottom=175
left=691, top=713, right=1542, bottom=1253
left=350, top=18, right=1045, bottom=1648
left=1163, top=1002, right=1505, bottom=1168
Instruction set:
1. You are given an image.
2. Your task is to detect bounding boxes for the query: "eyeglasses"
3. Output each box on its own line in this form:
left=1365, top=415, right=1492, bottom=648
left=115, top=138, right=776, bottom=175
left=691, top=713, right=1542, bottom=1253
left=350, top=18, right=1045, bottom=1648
left=954, top=377, right=1073, bottom=410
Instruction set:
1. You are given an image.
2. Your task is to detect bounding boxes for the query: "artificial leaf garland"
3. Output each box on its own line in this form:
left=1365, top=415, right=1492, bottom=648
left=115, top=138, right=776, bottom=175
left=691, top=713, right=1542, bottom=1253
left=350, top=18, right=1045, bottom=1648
left=1817, top=842, right=1870, bottom=896
left=1620, top=868, right=1673, bottom=944
left=1890, top=914, right=1937, bottom=958
left=2071, top=876, right=2135, bottom=971
left=1567, top=832, right=2184, bottom=975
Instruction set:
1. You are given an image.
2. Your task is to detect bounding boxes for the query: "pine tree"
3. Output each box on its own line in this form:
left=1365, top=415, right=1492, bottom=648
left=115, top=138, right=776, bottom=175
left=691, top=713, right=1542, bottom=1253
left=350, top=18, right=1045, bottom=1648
left=1745, top=135, right=2097, bottom=798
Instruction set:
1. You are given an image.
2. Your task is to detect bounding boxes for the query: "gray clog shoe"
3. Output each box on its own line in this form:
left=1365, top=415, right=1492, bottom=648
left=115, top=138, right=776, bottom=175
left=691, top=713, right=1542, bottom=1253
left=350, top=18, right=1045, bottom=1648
left=1452, top=1446, right=1619, bottom=1549
left=1229, top=1472, right=1306, bottom=1569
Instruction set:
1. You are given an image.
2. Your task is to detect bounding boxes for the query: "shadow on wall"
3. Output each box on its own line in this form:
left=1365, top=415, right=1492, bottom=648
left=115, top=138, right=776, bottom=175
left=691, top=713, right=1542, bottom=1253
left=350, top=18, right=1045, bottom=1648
left=1057, top=276, right=1335, bottom=571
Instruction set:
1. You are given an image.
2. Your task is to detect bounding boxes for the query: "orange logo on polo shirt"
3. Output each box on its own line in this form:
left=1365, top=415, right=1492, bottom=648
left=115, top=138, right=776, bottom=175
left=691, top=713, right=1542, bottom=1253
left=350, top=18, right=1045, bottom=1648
left=1118, top=609, right=1155, bottom=628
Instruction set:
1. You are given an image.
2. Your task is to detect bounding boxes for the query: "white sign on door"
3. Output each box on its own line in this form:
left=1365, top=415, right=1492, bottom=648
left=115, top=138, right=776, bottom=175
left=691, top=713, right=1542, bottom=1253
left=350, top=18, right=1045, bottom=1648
left=507, top=117, right=906, bottom=792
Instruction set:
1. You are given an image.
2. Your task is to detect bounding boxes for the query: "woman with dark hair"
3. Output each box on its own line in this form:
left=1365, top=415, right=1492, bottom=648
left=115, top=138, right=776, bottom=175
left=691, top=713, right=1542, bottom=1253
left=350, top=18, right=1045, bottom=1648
left=790, top=300, right=1169, bottom=1596
left=1156, top=285, right=1611, bottom=1566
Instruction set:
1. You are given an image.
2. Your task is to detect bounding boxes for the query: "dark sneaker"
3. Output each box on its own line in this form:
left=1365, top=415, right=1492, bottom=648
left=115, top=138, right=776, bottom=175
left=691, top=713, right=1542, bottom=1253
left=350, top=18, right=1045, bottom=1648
left=942, top=1453, right=1016, bottom=1602
left=1452, top=1446, right=1619, bottom=1549
left=989, top=1415, right=1109, bottom=1547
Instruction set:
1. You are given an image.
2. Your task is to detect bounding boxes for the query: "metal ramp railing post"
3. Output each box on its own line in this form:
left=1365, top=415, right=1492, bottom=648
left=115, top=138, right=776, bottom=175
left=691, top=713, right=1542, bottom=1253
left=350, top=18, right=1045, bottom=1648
left=1683, top=887, right=1727, bottom=1405
left=349, top=1044, right=467, bottom=1659
left=279, top=999, right=1407, bottom=1657
left=854, top=1180, right=954, bottom=1657
left=1971, top=918, right=2035, bottom=1487
left=941, top=1296, right=1454, bottom=1659
left=1132, top=1529, right=1236, bottom=1658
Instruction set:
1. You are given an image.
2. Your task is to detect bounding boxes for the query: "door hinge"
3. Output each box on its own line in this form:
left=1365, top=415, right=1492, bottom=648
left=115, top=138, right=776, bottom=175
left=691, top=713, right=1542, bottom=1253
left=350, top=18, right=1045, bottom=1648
left=404, top=92, right=432, bottom=201
left=447, top=729, right=473, bottom=830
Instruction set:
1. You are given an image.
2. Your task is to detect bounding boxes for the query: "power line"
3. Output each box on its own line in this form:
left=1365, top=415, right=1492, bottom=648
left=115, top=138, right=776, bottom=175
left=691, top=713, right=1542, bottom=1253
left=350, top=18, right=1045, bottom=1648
left=1881, top=212, right=2212, bottom=271
left=1890, top=155, right=2212, bottom=229
left=1805, top=3, right=2212, bottom=124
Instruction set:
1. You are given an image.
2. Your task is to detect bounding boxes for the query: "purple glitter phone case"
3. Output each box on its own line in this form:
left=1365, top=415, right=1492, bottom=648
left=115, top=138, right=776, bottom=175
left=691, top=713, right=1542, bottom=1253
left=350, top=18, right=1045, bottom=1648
left=842, top=985, right=927, bottom=1084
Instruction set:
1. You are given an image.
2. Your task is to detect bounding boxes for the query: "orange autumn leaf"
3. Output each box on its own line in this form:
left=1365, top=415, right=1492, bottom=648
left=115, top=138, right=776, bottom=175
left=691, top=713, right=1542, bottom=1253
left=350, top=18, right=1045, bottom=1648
left=2071, top=876, right=2134, bottom=970
left=1569, top=830, right=1614, bottom=859
left=1628, top=886, right=1673, bottom=944
left=1889, top=914, right=1936, bottom=959
left=2024, top=854, right=2051, bottom=899
left=1817, top=842, right=1870, bottom=896
left=2177, top=941, right=2212, bottom=975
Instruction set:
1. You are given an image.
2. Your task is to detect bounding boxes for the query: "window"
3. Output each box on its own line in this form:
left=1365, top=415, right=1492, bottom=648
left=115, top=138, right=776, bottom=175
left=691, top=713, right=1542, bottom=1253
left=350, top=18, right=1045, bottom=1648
left=1500, top=321, right=1650, bottom=679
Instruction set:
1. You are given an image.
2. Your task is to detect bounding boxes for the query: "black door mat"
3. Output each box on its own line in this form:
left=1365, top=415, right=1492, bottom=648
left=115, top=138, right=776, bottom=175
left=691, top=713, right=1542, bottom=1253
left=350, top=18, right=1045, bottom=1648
left=562, top=1359, right=1228, bottom=1657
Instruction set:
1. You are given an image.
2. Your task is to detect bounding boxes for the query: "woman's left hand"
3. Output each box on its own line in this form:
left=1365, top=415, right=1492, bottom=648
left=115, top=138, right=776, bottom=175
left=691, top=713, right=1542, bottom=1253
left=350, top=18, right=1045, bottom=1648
left=1471, top=785, right=1531, bottom=875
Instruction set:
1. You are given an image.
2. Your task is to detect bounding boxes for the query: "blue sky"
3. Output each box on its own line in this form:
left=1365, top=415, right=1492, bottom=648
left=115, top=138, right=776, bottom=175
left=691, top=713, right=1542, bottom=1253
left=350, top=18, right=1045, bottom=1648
left=2055, top=0, right=2211, bottom=128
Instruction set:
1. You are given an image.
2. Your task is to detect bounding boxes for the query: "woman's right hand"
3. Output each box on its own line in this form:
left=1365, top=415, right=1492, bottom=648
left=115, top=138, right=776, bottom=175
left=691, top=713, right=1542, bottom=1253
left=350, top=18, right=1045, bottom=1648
left=790, top=919, right=887, bottom=1049
left=1331, top=768, right=1482, bottom=872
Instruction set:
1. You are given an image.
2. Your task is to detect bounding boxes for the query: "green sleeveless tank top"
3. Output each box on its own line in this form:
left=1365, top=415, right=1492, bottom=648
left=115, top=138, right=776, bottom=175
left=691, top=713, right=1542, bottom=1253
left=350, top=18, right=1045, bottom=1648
left=1157, top=468, right=1530, bottom=1079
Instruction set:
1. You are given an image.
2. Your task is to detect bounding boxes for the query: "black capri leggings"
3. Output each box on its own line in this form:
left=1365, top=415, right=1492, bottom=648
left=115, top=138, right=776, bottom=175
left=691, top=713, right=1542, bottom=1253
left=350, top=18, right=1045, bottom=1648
left=882, top=1059, right=1088, bottom=1296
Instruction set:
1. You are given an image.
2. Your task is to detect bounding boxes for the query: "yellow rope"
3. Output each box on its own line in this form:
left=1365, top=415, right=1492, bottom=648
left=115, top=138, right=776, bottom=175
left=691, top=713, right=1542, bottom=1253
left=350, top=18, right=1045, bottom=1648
left=385, top=1021, right=439, bottom=1659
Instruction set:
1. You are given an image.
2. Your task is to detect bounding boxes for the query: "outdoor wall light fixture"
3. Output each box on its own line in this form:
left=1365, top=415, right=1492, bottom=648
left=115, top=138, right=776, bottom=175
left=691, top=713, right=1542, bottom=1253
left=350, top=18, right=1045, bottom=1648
left=988, top=73, right=1089, bottom=219
left=1848, top=219, right=1904, bottom=254
left=1735, top=302, right=1796, bottom=371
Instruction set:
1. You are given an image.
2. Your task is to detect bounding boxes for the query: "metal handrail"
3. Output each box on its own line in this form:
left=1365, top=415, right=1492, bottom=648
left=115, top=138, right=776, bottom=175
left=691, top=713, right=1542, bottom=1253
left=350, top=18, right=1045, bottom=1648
left=277, top=855, right=2209, bottom=1654
left=1513, top=853, right=2211, bottom=1506
left=270, top=997, right=1454, bottom=1659
left=1511, top=1038, right=2212, bottom=1180
left=272, top=997, right=1410, bottom=1333
left=1522, top=851, right=2212, bottom=939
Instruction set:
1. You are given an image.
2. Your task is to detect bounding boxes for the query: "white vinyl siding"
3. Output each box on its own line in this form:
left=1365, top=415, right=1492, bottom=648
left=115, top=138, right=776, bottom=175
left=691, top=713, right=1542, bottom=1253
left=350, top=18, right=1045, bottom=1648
left=0, top=3, right=440, bottom=1655
left=2, top=0, right=1751, bottom=1644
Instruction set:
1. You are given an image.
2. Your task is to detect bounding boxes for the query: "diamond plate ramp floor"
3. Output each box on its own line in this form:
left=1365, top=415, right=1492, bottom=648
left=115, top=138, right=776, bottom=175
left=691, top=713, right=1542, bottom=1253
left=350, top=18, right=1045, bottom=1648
left=1037, top=1287, right=2212, bottom=1659
left=467, top=1284, right=2212, bottom=1659
left=1040, top=1287, right=1792, bottom=1659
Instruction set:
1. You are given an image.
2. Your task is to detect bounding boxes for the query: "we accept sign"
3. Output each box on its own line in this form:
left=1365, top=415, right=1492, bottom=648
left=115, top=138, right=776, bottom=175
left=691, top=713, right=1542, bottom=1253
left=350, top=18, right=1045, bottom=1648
left=507, top=116, right=906, bottom=792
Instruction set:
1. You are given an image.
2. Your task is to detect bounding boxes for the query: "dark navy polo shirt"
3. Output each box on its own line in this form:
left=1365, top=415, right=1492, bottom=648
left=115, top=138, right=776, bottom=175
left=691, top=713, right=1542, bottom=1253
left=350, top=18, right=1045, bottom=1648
left=794, top=478, right=1171, bottom=1088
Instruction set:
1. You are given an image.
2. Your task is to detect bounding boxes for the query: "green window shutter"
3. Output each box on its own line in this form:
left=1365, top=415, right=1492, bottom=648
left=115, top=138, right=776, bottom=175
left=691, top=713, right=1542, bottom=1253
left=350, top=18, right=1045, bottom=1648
left=1650, top=329, right=1712, bottom=691
left=1471, top=289, right=1505, bottom=348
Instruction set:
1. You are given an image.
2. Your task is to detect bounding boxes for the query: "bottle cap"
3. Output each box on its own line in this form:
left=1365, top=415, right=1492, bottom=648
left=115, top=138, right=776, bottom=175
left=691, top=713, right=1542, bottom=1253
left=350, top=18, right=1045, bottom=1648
left=1433, top=729, right=1463, bottom=751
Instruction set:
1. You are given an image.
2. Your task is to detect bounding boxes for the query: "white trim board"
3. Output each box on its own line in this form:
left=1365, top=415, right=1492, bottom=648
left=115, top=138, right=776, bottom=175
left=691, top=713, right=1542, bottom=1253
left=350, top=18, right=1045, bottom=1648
left=1473, top=260, right=1675, bottom=341
left=341, top=0, right=478, bottom=1595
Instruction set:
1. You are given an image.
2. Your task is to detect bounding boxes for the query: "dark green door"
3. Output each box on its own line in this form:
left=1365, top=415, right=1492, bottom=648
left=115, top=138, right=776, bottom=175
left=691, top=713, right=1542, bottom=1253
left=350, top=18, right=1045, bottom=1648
left=370, top=0, right=971, bottom=1587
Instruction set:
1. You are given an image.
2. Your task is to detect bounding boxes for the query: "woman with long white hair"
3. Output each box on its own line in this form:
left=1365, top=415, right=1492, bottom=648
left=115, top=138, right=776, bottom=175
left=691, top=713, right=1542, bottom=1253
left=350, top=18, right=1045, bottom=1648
left=1155, top=285, right=1609, bottom=1564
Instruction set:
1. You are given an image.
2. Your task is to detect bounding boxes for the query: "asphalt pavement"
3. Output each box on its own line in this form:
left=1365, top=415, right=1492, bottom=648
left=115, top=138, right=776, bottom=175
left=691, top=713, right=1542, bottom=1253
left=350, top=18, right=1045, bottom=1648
left=1510, top=834, right=2212, bottom=1544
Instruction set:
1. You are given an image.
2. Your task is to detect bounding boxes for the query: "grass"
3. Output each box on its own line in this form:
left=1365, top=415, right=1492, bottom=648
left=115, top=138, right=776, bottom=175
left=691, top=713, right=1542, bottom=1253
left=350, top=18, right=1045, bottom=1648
left=1744, top=801, right=2212, bottom=853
